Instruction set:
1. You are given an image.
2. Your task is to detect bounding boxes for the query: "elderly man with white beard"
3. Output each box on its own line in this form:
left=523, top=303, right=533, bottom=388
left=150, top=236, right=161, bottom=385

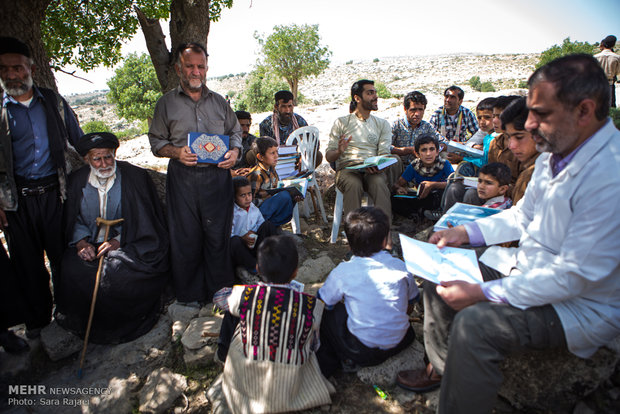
left=55, top=132, right=170, bottom=344
left=0, top=37, right=83, bottom=340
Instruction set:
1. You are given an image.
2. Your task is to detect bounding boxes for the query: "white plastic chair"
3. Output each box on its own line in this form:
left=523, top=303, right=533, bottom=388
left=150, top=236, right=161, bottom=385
left=285, top=127, right=328, bottom=234
left=330, top=189, right=373, bottom=243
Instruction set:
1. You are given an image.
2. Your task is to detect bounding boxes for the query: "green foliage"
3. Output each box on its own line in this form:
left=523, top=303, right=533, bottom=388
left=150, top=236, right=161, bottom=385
left=107, top=53, right=162, bottom=121
left=237, top=65, right=289, bottom=112
left=41, top=0, right=233, bottom=72
left=375, top=82, right=392, bottom=99
left=345, top=60, right=353, bottom=65
left=480, top=81, right=495, bottom=92
left=610, top=108, right=620, bottom=130
left=82, top=120, right=112, bottom=134
left=255, top=24, right=331, bottom=101
left=469, top=76, right=482, bottom=91
left=116, top=120, right=150, bottom=140
left=518, top=80, right=529, bottom=89
left=373, top=58, right=380, bottom=63
left=536, top=37, right=598, bottom=69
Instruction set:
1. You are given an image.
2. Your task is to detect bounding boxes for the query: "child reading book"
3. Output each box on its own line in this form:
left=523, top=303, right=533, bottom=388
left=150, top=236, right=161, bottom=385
left=246, top=137, right=303, bottom=226
left=316, top=207, right=418, bottom=377
left=217, top=235, right=334, bottom=413
left=392, top=134, right=454, bottom=220
left=230, top=177, right=279, bottom=279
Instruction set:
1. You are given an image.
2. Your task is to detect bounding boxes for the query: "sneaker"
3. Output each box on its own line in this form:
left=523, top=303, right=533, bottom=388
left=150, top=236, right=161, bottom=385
left=0, top=330, right=29, bottom=353
left=424, top=209, right=443, bottom=221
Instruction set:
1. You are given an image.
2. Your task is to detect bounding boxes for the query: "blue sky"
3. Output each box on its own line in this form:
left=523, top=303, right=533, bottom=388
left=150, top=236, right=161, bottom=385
left=56, top=0, right=620, bottom=95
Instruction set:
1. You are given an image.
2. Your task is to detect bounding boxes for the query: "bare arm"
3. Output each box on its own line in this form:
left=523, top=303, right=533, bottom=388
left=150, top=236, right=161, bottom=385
left=157, top=144, right=198, bottom=166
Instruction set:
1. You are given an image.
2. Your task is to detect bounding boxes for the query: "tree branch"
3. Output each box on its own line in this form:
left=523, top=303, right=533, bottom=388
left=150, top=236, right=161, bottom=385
left=135, top=5, right=171, bottom=91
left=54, top=67, right=93, bottom=83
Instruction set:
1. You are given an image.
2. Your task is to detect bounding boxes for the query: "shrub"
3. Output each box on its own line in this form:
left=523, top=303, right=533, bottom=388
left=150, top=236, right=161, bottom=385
left=517, top=80, right=528, bottom=89
left=536, top=37, right=598, bottom=69
left=480, top=82, right=495, bottom=92
left=237, top=65, right=289, bottom=112
left=375, top=82, right=392, bottom=99
left=82, top=120, right=111, bottom=134
left=373, top=58, right=379, bottom=63
left=345, top=60, right=353, bottom=65
left=469, top=76, right=482, bottom=92
left=610, top=108, right=620, bottom=130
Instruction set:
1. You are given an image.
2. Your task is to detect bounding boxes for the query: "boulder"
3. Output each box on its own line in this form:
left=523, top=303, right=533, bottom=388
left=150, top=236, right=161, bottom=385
left=87, top=374, right=140, bottom=414
left=498, top=340, right=620, bottom=412
left=40, top=320, right=83, bottom=361
left=138, top=367, right=187, bottom=414
left=357, top=340, right=425, bottom=387
left=181, top=317, right=222, bottom=366
left=168, top=301, right=200, bottom=341
left=295, top=255, right=336, bottom=284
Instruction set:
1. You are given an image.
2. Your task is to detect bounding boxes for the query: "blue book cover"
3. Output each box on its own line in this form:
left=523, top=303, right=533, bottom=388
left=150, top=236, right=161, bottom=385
left=188, top=132, right=229, bottom=164
left=434, top=202, right=502, bottom=232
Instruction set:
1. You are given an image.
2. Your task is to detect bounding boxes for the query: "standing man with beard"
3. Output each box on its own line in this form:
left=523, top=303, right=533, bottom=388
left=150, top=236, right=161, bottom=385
left=326, top=80, right=393, bottom=247
left=149, top=43, right=242, bottom=305
left=0, top=37, right=83, bottom=338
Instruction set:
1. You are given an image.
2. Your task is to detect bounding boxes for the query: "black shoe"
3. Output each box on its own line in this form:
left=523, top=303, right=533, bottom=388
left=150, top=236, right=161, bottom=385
left=0, top=330, right=29, bottom=354
left=423, top=209, right=443, bottom=221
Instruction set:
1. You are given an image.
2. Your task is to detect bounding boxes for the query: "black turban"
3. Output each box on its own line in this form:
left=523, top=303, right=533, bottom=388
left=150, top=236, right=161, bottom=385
left=0, top=37, right=31, bottom=58
left=601, top=35, right=617, bottom=49
left=77, top=132, right=120, bottom=156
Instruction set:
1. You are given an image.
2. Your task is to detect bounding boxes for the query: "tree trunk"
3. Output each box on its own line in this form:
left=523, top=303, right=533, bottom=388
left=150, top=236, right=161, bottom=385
left=289, top=79, right=299, bottom=106
left=138, top=0, right=211, bottom=93
left=1, top=0, right=56, bottom=91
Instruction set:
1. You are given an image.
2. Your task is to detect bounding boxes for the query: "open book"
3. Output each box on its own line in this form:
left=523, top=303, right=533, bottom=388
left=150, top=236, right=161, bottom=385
left=434, top=202, right=502, bottom=232
left=447, top=141, right=483, bottom=158
left=399, top=234, right=483, bottom=284
left=345, top=155, right=397, bottom=170
left=277, top=177, right=309, bottom=198
left=188, top=132, right=229, bottom=164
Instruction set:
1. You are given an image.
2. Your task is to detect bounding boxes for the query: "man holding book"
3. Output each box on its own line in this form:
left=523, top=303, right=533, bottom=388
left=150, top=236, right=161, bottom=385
left=397, top=55, right=620, bottom=414
left=326, top=80, right=393, bottom=238
left=148, top=42, right=242, bottom=305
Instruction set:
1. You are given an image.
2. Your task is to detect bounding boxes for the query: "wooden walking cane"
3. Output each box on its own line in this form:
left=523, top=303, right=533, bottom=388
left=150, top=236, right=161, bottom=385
left=77, top=217, right=124, bottom=379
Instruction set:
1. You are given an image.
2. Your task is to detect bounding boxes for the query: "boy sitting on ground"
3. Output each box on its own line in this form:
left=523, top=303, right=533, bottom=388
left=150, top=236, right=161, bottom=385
left=246, top=137, right=303, bottom=226
left=316, top=207, right=419, bottom=377
left=392, top=134, right=454, bottom=220
left=230, top=176, right=279, bottom=282
left=216, top=235, right=334, bottom=413
left=472, top=162, right=512, bottom=209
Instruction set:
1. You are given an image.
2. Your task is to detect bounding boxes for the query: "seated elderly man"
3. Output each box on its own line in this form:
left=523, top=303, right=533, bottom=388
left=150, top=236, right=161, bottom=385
left=55, top=132, right=169, bottom=344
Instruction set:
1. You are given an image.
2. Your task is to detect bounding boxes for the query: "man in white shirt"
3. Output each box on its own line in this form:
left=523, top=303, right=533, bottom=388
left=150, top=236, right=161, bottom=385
left=397, top=54, right=620, bottom=414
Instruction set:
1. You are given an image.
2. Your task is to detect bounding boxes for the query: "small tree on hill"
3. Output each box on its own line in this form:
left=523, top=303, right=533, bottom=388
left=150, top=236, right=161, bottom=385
left=236, top=65, right=289, bottom=112
left=536, top=37, right=598, bottom=69
left=107, top=53, right=162, bottom=121
left=256, top=24, right=331, bottom=104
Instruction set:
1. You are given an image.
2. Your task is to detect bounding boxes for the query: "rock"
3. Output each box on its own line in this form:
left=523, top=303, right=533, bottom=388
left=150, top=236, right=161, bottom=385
left=356, top=340, right=425, bottom=387
left=181, top=317, right=222, bottom=350
left=168, top=301, right=200, bottom=341
left=183, top=344, right=217, bottom=367
left=87, top=374, right=140, bottom=414
left=205, top=374, right=233, bottom=414
left=40, top=320, right=83, bottom=361
left=296, top=255, right=336, bottom=284
left=0, top=344, right=32, bottom=378
left=138, top=367, right=187, bottom=414
left=498, top=345, right=620, bottom=412
left=573, top=401, right=596, bottom=414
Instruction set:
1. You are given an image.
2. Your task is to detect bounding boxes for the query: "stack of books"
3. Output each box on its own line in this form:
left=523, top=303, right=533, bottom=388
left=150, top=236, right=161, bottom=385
left=276, top=145, right=299, bottom=179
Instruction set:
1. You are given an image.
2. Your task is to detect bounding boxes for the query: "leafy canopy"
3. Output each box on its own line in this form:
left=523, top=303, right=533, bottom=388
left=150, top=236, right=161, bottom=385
left=236, top=65, right=289, bottom=112
left=42, top=0, right=233, bottom=72
left=255, top=24, right=331, bottom=100
left=107, top=53, right=162, bottom=121
left=536, top=37, right=598, bottom=69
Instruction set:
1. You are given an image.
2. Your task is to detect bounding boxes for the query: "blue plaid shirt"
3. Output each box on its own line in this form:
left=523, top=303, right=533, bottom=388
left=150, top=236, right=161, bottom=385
left=391, top=119, right=443, bottom=164
left=429, top=106, right=479, bottom=142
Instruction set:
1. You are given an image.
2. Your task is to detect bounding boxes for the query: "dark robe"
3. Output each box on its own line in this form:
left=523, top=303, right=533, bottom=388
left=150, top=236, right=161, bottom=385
left=0, top=243, right=27, bottom=330
left=55, top=161, right=170, bottom=344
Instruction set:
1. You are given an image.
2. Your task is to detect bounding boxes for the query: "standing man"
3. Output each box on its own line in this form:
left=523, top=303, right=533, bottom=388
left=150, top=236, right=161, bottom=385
left=396, top=54, right=620, bottom=414
left=389, top=91, right=443, bottom=185
left=233, top=110, right=257, bottom=169
left=326, top=80, right=392, bottom=246
left=594, top=35, right=619, bottom=107
left=0, top=37, right=83, bottom=337
left=429, top=86, right=478, bottom=143
left=149, top=42, right=242, bottom=305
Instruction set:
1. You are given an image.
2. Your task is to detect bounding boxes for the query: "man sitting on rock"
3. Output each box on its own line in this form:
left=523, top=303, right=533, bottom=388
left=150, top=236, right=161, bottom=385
left=397, top=54, right=620, bottom=414
left=55, top=132, right=170, bottom=344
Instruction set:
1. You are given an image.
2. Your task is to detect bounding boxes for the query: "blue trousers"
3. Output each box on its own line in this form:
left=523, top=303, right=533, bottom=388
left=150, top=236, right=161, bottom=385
left=258, top=191, right=294, bottom=227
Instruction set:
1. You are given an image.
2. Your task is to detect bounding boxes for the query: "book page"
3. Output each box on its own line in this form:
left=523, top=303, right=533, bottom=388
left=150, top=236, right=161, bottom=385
left=399, top=234, right=483, bottom=284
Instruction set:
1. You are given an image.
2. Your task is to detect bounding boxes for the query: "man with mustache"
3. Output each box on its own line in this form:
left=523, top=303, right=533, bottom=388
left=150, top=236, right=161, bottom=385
left=149, top=42, right=242, bottom=306
left=0, top=37, right=83, bottom=339
left=56, top=132, right=169, bottom=343
left=397, top=54, right=620, bottom=414
left=326, top=80, right=393, bottom=247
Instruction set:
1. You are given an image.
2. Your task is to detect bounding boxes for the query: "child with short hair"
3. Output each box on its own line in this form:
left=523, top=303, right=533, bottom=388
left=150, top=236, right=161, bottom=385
left=392, top=134, right=454, bottom=219
left=230, top=177, right=279, bottom=278
left=246, top=137, right=302, bottom=226
left=476, top=162, right=512, bottom=209
left=317, top=207, right=418, bottom=377
left=218, top=235, right=334, bottom=413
